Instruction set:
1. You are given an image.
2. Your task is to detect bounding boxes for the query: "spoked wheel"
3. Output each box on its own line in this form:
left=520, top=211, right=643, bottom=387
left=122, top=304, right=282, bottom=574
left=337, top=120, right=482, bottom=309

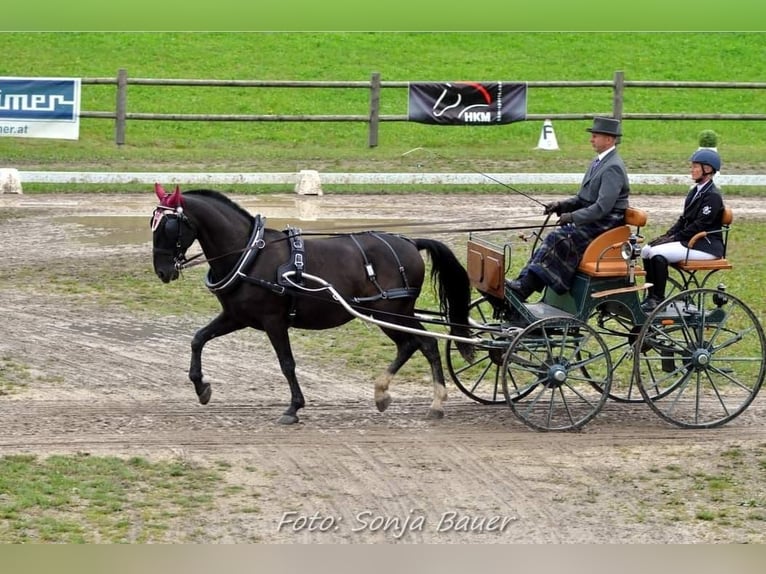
left=501, top=316, right=612, bottom=431
left=634, top=288, right=766, bottom=428
left=664, top=275, right=685, bottom=299
left=446, top=295, right=520, bottom=404
left=587, top=302, right=644, bottom=403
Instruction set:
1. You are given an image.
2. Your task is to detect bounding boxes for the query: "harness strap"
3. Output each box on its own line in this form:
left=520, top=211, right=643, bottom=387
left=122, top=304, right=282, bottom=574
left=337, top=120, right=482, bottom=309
left=278, top=226, right=306, bottom=323
left=371, top=232, right=411, bottom=289
left=349, top=233, right=387, bottom=295
left=352, top=287, right=420, bottom=303
left=277, top=226, right=306, bottom=286
left=205, top=215, right=266, bottom=294
left=347, top=232, right=419, bottom=303
left=240, top=274, right=286, bottom=295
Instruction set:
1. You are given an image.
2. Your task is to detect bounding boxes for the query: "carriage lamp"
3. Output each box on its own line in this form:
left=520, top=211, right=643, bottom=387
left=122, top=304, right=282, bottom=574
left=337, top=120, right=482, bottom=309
left=620, top=242, right=632, bottom=261
left=619, top=234, right=643, bottom=285
left=713, top=283, right=729, bottom=307
left=619, top=234, right=642, bottom=261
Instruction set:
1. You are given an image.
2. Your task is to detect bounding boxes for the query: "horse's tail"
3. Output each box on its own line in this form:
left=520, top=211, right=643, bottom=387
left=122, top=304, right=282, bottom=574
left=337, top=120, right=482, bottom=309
left=414, top=238, right=475, bottom=362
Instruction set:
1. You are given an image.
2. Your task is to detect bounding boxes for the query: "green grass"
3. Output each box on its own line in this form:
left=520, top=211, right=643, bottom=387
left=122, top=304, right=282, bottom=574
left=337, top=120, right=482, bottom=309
left=0, top=355, right=63, bottom=395
left=614, top=444, right=766, bottom=541
left=0, top=356, right=32, bottom=395
left=1, top=32, right=765, bottom=184
left=0, top=454, right=225, bottom=543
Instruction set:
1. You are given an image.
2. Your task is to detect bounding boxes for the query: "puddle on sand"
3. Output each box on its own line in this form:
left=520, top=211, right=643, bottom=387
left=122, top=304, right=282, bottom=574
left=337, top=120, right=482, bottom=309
left=55, top=215, right=153, bottom=246
left=54, top=197, right=419, bottom=246
left=58, top=317, right=171, bottom=343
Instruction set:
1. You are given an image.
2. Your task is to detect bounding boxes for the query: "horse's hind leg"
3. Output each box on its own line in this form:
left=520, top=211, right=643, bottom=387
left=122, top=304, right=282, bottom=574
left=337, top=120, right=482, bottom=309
left=378, top=327, right=447, bottom=420
left=189, top=312, right=243, bottom=405
left=417, top=334, right=449, bottom=419
left=374, top=330, right=419, bottom=413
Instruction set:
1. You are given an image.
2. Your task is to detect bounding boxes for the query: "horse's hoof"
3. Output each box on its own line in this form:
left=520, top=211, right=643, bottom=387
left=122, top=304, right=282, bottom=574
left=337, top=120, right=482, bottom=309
left=376, top=395, right=392, bottom=412
left=278, top=414, right=299, bottom=425
left=427, top=408, right=445, bottom=420
left=197, top=385, right=212, bottom=405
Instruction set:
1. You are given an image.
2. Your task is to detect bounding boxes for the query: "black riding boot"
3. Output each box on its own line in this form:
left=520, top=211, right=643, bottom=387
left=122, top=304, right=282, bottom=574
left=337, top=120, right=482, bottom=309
left=651, top=255, right=669, bottom=302
left=507, top=271, right=544, bottom=302
left=650, top=255, right=675, bottom=371
left=641, top=255, right=668, bottom=312
left=642, top=257, right=655, bottom=301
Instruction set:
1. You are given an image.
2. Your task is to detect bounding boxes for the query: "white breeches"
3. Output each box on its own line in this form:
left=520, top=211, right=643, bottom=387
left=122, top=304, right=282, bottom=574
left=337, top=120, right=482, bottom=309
left=641, top=241, right=718, bottom=264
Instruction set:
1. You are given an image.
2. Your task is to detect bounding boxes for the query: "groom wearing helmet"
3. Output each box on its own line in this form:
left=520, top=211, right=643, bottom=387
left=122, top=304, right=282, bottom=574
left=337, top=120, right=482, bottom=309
left=640, top=148, right=726, bottom=312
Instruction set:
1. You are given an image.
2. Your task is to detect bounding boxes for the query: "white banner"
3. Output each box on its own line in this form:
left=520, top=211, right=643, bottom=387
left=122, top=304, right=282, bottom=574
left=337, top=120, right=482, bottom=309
left=0, top=77, right=81, bottom=140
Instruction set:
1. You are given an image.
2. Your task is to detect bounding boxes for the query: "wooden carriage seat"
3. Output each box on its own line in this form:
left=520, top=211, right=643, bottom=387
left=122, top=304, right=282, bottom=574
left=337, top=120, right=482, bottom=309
left=671, top=206, right=733, bottom=290
left=673, top=206, right=733, bottom=275
left=578, top=207, right=648, bottom=278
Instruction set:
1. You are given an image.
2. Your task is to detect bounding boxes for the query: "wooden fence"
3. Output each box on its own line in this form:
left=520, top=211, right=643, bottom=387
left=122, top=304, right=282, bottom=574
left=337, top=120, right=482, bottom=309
left=81, top=69, right=766, bottom=147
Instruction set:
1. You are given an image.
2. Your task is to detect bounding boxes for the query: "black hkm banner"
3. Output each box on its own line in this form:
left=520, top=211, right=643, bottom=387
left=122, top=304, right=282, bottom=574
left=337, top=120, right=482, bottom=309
left=408, top=82, right=527, bottom=125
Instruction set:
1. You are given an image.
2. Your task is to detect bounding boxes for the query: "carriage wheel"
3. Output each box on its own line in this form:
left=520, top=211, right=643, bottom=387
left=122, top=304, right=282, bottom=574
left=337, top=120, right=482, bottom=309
left=446, top=295, right=518, bottom=404
left=501, top=316, right=612, bottom=431
left=587, top=301, right=681, bottom=404
left=587, top=303, right=644, bottom=403
left=633, top=288, right=766, bottom=428
left=664, top=275, right=685, bottom=299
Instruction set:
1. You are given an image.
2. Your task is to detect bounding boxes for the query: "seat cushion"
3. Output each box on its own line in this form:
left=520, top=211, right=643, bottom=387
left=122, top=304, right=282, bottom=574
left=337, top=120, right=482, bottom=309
left=675, top=259, right=732, bottom=272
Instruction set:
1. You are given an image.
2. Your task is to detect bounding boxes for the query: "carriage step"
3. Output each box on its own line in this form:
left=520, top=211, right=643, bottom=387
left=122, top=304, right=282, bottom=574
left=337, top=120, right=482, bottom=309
left=591, top=283, right=652, bottom=299
left=524, top=302, right=574, bottom=320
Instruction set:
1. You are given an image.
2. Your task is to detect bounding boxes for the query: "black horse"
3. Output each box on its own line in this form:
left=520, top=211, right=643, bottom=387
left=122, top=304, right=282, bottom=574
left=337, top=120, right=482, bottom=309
left=150, top=185, right=475, bottom=424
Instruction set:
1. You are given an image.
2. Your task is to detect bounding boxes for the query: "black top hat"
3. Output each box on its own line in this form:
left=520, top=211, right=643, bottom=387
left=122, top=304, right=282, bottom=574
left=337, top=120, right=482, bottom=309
left=586, top=117, right=622, bottom=136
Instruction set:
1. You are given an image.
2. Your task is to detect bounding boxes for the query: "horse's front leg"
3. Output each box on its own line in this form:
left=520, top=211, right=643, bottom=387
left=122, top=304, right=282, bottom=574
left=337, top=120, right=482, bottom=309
left=264, top=327, right=304, bottom=425
left=189, top=312, right=242, bottom=405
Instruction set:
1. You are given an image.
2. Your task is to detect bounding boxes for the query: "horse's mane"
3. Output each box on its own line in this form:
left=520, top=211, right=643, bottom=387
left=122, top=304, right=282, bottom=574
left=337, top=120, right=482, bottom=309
left=184, top=189, right=255, bottom=223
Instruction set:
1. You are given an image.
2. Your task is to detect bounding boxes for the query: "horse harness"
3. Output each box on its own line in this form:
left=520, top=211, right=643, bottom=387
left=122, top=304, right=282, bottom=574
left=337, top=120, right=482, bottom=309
left=346, top=233, right=418, bottom=303
left=204, top=214, right=266, bottom=293
left=276, top=226, right=306, bottom=287
left=202, top=216, right=419, bottom=311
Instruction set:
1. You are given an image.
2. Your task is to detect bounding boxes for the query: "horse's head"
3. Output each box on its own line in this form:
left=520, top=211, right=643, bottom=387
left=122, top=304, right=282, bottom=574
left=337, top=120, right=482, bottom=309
left=151, top=184, right=196, bottom=283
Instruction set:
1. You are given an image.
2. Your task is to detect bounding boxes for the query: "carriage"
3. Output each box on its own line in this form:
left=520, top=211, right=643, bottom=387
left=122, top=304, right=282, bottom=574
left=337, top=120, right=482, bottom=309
left=444, top=204, right=766, bottom=431
left=151, top=185, right=765, bottom=432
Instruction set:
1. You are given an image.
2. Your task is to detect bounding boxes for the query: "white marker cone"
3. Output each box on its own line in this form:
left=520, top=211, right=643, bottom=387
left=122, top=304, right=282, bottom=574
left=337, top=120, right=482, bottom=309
left=535, top=119, right=559, bottom=151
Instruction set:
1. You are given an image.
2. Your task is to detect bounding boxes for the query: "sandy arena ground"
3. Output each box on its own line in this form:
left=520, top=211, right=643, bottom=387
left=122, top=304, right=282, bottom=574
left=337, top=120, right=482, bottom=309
left=0, top=192, right=764, bottom=543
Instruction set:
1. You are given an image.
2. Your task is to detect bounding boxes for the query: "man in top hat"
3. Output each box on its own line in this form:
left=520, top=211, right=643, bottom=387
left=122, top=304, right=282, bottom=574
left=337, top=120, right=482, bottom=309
left=507, top=116, right=631, bottom=300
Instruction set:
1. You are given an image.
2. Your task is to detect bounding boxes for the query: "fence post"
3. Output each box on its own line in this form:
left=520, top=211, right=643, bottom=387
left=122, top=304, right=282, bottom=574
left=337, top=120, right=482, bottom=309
left=368, top=72, right=381, bottom=148
left=612, top=70, right=624, bottom=121
left=115, top=68, right=128, bottom=146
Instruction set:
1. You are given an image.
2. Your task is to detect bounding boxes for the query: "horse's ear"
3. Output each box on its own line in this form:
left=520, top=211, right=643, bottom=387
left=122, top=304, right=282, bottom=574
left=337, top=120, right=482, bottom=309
left=154, top=183, right=168, bottom=202
left=168, top=186, right=184, bottom=208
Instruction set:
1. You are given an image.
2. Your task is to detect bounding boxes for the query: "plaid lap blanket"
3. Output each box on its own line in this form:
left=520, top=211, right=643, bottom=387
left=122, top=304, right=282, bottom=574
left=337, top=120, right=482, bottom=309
left=524, top=212, right=625, bottom=295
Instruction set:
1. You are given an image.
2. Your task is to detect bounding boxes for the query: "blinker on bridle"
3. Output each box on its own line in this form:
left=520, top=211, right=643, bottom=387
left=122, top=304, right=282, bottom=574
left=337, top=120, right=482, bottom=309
left=151, top=206, right=198, bottom=271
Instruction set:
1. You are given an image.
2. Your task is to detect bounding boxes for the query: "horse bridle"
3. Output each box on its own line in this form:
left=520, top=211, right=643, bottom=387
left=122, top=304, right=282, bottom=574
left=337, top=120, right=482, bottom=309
left=151, top=205, right=268, bottom=273
left=151, top=206, right=198, bottom=271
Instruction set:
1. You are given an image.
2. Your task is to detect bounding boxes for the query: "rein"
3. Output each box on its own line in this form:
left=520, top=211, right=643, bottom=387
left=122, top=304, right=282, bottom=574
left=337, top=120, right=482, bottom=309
left=178, top=223, right=291, bottom=271
left=177, top=221, right=560, bottom=271
left=275, top=221, right=562, bottom=237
